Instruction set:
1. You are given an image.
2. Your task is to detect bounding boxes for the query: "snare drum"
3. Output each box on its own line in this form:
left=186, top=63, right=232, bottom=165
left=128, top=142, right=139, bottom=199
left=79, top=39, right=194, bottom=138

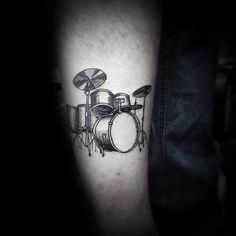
left=94, top=112, right=140, bottom=153
left=91, top=89, right=114, bottom=117
left=113, top=93, right=131, bottom=112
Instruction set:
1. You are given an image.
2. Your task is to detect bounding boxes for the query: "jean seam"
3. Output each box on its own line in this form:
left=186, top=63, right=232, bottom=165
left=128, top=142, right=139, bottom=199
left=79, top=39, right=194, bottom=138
left=159, top=31, right=172, bottom=161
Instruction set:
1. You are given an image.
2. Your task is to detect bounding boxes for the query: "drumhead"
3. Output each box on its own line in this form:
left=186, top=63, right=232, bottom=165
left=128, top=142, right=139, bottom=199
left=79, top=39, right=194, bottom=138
left=109, top=112, right=139, bottom=153
left=92, top=104, right=113, bottom=117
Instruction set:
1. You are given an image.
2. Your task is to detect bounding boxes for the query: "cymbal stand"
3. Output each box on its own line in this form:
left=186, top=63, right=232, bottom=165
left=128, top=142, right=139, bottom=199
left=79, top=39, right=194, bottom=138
left=84, top=85, right=102, bottom=156
left=134, top=98, right=137, bottom=115
left=84, top=86, right=93, bottom=156
left=140, top=95, right=148, bottom=149
left=72, top=84, right=97, bottom=156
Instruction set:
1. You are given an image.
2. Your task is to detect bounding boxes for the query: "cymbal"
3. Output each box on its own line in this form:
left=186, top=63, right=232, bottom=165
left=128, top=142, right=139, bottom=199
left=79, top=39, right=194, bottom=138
left=131, top=104, right=143, bottom=110
left=73, top=68, right=106, bottom=91
left=132, top=85, right=152, bottom=98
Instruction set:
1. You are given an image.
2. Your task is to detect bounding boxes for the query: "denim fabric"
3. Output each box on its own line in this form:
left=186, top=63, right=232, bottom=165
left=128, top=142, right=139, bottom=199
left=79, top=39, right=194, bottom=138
left=149, top=4, right=222, bottom=235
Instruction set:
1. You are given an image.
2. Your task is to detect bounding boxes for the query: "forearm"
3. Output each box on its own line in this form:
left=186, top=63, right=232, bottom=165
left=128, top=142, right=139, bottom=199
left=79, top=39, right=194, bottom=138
left=57, top=0, right=161, bottom=235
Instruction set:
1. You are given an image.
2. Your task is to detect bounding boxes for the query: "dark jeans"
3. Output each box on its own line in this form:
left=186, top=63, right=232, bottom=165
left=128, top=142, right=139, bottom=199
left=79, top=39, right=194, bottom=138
left=149, top=2, right=222, bottom=235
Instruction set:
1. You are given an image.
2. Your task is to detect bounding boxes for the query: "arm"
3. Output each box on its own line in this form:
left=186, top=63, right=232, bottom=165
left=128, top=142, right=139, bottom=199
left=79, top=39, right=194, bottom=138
left=57, top=0, right=161, bottom=235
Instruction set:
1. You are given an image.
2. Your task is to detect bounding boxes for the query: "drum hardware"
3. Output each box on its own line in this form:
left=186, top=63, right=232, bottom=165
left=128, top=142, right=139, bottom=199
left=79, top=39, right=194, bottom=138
left=71, top=88, right=96, bottom=155
left=132, top=85, right=152, bottom=150
left=101, top=133, right=107, bottom=157
left=72, top=103, right=98, bottom=150
left=85, top=87, right=92, bottom=155
left=68, top=68, right=152, bottom=157
left=134, top=98, right=137, bottom=115
left=113, top=98, right=125, bottom=113
left=66, top=104, right=85, bottom=149
left=72, top=127, right=85, bottom=147
left=130, top=104, right=142, bottom=111
left=131, top=98, right=143, bottom=115
left=72, top=68, right=107, bottom=156
left=113, top=93, right=131, bottom=112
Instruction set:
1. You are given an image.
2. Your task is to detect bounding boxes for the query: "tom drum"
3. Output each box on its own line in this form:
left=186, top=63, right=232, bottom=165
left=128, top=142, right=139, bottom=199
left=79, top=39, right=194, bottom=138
left=113, top=93, right=131, bottom=112
left=91, top=89, right=114, bottom=117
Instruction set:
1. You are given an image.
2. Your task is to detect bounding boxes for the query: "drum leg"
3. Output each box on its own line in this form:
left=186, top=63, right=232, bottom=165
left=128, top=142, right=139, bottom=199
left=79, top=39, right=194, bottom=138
left=72, top=130, right=80, bottom=145
left=89, top=133, right=95, bottom=151
left=95, top=139, right=97, bottom=152
left=99, top=147, right=105, bottom=157
left=139, top=130, right=148, bottom=149
left=90, top=130, right=103, bottom=154
left=87, top=133, right=91, bottom=156
left=138, top=142, right=142, bottom=151
left=72, top=129, right=86, bottom=149
left=72, top=133, right=77, bottom=145
left=78, top=135, right=82, bottom=149
left=144, top=131, right=148, bottom=147
left=91, top=131, right=98, bottom=152
left=81, top=132, right=83, bottom=147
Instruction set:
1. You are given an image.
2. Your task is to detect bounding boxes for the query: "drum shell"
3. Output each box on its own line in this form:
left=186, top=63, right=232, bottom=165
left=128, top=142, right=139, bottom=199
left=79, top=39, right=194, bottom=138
left=90, top=110, right=98, bottom=130
left=94, top=112, right=140, bottom=153
left=77, top=104, right=98, bottom=130
left=94, top=116, right=116, bottom=151
left=113, top=93, right=131, bottom=112
left=66, top=105, right=79, bottom=133
left=91, top=89, right=114, bottom=117
left=76, top=105, right=86, bottom=129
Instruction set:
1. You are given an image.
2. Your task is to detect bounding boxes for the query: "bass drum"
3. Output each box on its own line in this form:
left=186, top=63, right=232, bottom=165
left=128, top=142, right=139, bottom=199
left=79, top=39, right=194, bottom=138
left=94, top=112, right=140, bottom=153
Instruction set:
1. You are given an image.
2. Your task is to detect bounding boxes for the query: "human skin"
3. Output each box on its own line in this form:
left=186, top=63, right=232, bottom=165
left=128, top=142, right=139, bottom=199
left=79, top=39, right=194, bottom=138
left=57, top=0, right=161, bottom=235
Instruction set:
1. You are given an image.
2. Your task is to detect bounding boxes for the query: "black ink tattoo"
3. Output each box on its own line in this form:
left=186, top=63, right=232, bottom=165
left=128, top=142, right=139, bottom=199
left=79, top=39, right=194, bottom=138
left=66, top=68, right=152, bottom=157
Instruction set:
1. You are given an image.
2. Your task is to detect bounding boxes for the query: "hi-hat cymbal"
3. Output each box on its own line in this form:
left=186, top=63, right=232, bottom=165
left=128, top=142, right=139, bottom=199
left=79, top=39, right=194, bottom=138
left=132, top=85, right=152, bottom=98
left=73, top=68, right=106, bottom=91
left=131, top=104, right=143, bottom=110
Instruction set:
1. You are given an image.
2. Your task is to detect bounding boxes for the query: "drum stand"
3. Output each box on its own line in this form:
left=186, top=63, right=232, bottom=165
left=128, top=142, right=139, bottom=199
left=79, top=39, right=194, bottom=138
left=134, top=98, right=137, bottom=115
left=72, top=68, right=108, bottom=157
left=72, top=86, right=98, bottom=156
left=84, top=88, right=99, bottom=156
left=72, top=128, right=84, bottom=148
left=138, top=95, right=148, bottom=151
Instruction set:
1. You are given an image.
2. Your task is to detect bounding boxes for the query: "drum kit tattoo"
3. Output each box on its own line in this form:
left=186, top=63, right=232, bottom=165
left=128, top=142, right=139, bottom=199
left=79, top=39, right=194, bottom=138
left=66, top=68, right=152, bottom=157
